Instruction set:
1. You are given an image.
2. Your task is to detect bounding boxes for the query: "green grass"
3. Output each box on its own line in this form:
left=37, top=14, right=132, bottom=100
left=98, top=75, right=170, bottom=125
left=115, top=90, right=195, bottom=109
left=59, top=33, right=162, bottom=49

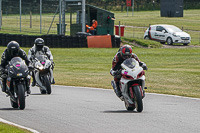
left=50, top=47, right=200, bottom=98
left=122, top=37, right=163, bottom=48
left=0, top=122, right=31, bottom=133
left=1, top=10, right=200, bottom=45
left=115, top=10, right=200, bottom=45
left=1, top=46, right=198, bottom=98
left=1, top=9, right=200, bottom=132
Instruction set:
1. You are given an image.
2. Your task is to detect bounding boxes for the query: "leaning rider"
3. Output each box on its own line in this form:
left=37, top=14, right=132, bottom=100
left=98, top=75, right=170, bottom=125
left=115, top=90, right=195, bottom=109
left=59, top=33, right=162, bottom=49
left=28, top=38, right=55, bottom=86
left=0, top=41, right=31, bottom=94
left=110, top=44, right=147, bottom=98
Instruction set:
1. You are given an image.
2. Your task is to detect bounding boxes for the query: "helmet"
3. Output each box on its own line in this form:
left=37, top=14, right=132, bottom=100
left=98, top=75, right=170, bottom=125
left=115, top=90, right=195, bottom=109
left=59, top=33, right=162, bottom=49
left=7, top=41, right=20, bottom=57
left=120, top=45, right=132, bottom=59
left=35, top=38, right=44, bottom=50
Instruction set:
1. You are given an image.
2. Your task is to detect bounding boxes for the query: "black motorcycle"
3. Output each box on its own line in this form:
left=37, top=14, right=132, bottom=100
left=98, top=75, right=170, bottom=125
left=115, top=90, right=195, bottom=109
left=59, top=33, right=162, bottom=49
left=0, top=57, right=31, bottom=110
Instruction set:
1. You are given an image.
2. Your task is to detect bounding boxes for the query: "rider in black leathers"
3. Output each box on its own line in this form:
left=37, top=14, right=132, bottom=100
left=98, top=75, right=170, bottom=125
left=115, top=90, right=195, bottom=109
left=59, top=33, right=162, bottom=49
left=0, top=41, right=31, bottom=94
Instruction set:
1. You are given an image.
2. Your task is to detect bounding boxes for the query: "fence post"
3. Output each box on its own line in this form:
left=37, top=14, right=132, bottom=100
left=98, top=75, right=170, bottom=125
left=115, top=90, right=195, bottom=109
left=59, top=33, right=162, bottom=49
left=20, top=0, right=21, bottom=32
left=40, top=0, right=42, bottom=34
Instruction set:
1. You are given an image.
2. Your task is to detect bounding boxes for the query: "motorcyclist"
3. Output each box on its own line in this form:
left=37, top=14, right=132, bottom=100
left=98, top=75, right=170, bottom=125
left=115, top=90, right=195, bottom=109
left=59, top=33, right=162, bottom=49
left=110, top=45, right=147, bottom=98
left=28, top=38, right=55, bottom=86
left=0, top=41, right=31, bottom=94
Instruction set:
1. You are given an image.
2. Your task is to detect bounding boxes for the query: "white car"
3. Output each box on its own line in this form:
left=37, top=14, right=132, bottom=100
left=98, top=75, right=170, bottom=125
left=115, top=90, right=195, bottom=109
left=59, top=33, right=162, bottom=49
left=144, top=24, right=191, bottom=45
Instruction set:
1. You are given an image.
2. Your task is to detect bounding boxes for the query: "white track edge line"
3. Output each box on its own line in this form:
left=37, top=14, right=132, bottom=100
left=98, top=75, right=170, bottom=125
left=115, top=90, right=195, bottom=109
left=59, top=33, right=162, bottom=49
left=0, top=118, right=40, bottom=133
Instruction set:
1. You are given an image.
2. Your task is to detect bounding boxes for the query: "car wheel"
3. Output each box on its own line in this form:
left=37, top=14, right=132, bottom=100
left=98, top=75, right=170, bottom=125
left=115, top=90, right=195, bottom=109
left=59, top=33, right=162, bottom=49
left=166, top=37, right=173, bottom=45
left=144, top=36, right=149, bottom=40
left=183, top=43, right=188, bottom=45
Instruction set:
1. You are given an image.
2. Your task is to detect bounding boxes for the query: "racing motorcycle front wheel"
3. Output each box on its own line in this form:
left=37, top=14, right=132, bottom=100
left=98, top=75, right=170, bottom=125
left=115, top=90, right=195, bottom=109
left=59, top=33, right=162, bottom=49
left=17, top=84, right=26, bottom=110
left=44, top=75, right=51, bottom=94
left=133, top=86, right=143, bottom=112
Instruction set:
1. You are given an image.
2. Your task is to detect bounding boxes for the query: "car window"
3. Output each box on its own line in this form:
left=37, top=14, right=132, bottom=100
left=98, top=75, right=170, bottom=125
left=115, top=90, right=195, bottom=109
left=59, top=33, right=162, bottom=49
left=156, top=26, right=165, bottom=32
left=166, top=26, right=182, bottom=32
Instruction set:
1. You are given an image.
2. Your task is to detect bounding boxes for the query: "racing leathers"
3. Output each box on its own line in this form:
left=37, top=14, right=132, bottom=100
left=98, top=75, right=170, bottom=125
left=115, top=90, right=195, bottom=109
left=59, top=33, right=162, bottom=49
left=0, top=49, right=31, bottom=93
left=110, top=51, right=141, bottom=97
left=28, top=45, right=55, bottom=85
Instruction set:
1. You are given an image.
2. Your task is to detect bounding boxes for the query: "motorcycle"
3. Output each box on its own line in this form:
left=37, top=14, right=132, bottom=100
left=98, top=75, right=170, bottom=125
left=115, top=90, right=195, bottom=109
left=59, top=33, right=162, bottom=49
left=0, top=57, right=31, bottom=110
left=111, top=58, right=147, bottom=112
left=32, top=54, right=53, bottom=94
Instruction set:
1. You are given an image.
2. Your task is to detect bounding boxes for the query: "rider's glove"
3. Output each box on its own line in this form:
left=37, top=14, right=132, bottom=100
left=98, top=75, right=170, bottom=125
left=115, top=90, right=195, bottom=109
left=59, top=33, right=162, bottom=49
left=50, top=60, right=54, bottom=65
left=28, top=65, right=34, bottom=71
left=142, top=63, right=148, bottom=70
left=139, top=62, right=143, bottom=66
left=110, top=69, right=117, bottom=76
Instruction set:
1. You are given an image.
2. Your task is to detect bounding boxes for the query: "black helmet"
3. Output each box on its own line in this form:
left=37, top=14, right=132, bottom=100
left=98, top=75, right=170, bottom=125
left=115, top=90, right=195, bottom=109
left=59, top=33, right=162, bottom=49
left=120, top=45, right=132, bottom=59
left=35, top=38, right=44, bottom=50
left=7, top=41, right=20, bottom=57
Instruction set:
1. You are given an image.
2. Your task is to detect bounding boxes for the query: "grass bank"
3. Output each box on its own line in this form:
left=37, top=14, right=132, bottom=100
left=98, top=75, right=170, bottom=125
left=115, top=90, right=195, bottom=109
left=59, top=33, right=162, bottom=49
left=0, top=46, right=199, bottom=98
left=51, top=47, right=200, bottom=98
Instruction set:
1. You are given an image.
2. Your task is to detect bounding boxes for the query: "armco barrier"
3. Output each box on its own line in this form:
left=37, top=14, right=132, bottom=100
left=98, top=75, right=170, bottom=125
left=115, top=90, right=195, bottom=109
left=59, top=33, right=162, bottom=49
left=0, top=33, right=120, bottom=48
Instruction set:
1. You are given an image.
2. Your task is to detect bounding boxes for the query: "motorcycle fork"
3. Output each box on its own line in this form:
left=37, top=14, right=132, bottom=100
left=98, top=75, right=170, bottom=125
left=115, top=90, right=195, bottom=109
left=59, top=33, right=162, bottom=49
left=13, top=79, right=25, bottom=95
left=6, top=77, right=12, bottom=90
left=129, top=84, right=144, bottom=99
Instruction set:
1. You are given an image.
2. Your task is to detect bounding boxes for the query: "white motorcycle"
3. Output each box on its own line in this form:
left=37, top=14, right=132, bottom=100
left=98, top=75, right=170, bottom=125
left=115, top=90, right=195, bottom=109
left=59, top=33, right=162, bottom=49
left=32, top=54, right=54, bottom=94
left=111, top=58, right=147, bottom=112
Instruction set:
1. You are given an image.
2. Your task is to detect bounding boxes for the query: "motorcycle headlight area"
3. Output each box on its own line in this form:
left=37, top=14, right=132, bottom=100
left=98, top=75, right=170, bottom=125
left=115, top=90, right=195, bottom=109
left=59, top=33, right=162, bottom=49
left=17, top=73, right=23, bottom=77
left=36, top=65, right=44, bottom=70
left=9, top=69, right=22, bottom=77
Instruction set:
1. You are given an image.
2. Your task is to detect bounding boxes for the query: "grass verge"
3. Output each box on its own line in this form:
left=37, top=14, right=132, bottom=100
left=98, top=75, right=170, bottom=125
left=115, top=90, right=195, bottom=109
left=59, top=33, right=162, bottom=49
left=0, top=46, right=199, bottom=99
left=0, top=122, right=31, bottom=133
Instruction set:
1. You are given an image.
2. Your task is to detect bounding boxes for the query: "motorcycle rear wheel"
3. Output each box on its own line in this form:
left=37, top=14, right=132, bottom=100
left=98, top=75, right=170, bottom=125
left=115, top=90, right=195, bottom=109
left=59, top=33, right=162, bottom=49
left=133, top=86, right=143, bottom=112
left=17, top=84, right=25, bottom=110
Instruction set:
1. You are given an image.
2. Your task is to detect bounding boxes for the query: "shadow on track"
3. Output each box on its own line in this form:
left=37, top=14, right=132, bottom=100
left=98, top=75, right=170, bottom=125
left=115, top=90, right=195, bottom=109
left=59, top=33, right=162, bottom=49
left=0, top=108, right=19, bottom=111
left=30, top=93, right=43, bottom=95
left=102, top=110, right=137, bottom=113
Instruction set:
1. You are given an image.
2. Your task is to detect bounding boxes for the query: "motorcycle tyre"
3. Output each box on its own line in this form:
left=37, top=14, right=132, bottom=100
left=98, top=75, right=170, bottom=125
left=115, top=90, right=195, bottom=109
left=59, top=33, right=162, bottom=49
left=133, top=86, right=143, bottom=112
left=17, top=84, right=25, bottom=110
left=44, top=75, right=51, bottom=94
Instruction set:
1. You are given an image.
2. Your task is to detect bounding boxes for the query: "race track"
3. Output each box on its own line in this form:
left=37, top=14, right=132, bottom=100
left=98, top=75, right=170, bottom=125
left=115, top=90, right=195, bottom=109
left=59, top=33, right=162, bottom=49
left=0, top=85, right=200, bottom=133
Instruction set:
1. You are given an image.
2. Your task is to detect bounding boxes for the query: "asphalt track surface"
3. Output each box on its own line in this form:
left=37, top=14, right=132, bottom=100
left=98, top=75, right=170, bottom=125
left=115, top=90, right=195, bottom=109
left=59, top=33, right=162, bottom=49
left=0, top=85, right=200, bottom=133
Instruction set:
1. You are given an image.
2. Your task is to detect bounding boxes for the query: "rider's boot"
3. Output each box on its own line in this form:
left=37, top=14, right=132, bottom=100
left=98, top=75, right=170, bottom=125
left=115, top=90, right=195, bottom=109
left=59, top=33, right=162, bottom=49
left=114, top=82, right=122, bottom=98
left=1, top=79, right=6, bottom=93
left=142, top=90, right=145, bottom=99
left=31, top=81, right=36, bottom=87
left=142, top=87, right=147, bottom=99
left=31, top=77, right=36, bottom=87
left=27, top=87, right=31, bottom=94
left=51, top=78, right=55, bottom=84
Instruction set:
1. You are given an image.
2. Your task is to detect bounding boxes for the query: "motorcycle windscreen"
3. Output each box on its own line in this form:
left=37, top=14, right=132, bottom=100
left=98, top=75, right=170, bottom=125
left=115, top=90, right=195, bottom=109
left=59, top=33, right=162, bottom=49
left=9, top=57, right=28, bottom=78
left=122, top=58, right=136, bottom=69
left=35, top=54, right=47, bottom=63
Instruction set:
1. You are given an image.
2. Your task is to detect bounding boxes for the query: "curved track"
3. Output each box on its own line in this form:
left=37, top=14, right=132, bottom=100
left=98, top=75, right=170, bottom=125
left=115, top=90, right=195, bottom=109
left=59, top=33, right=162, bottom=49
left=0, top=85, right=200, bottom=133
